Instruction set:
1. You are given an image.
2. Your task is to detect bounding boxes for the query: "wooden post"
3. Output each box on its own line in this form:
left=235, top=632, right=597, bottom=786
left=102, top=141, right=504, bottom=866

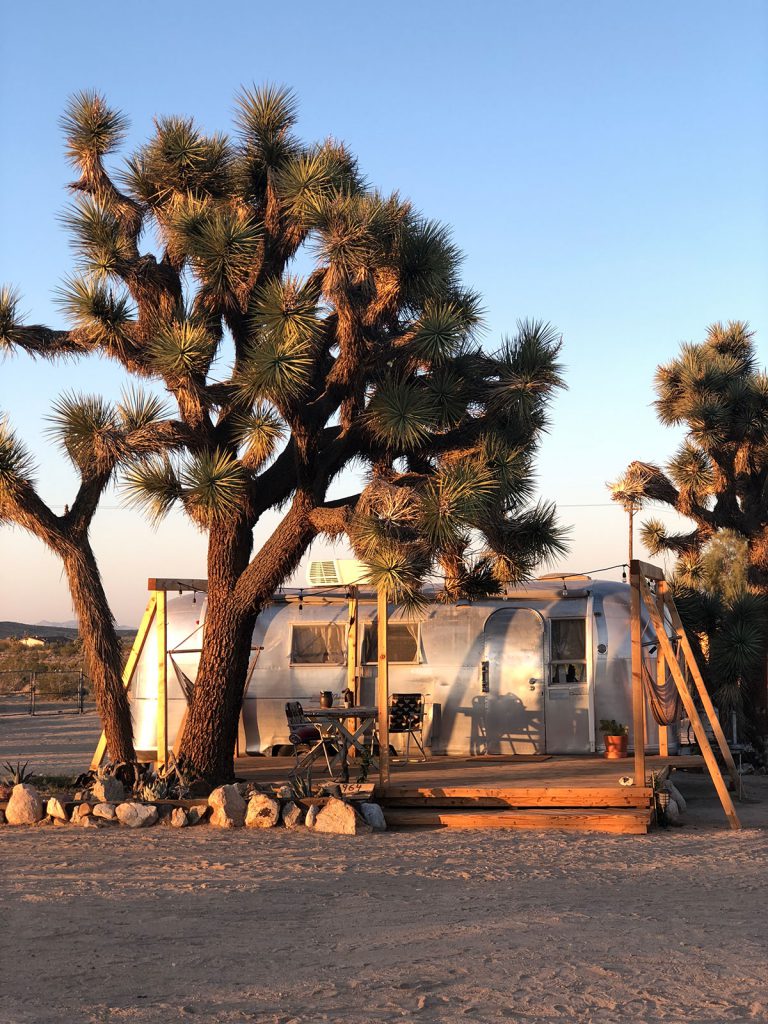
left=656, top=579, right=669, bottom=757
left=156, top=590, right=168, bottom=768
left=90, top=594, right=157, bottom=769
left=663, top=592, right=739, bottom=787
left=630, top=568, right=646, bottom=785
left=377, top=586, right=390, bottom=786
left=638, top=574, right=740, bottom=829
left=347, top=587, right=359, bottom=704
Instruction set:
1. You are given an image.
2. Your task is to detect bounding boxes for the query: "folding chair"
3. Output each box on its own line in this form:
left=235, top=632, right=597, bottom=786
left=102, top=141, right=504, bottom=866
left=388, top=693, right=427, bottom=761
left=284, top=701, right=336, bottom=776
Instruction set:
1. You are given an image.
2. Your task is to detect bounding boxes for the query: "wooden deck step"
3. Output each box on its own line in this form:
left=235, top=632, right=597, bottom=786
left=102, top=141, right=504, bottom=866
left=379, top=786, right=653, bottom=809
left=383, top=806, right=653, bottom=834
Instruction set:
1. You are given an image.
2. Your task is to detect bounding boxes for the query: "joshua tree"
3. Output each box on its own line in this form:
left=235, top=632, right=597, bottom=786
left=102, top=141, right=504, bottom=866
left=0, top=391, right=187, bottom=761
left=611, top=322, right=768, bottom=736
left=611, top=322, right=768, bottom=589
left=1, top=87, right=567, bottom=780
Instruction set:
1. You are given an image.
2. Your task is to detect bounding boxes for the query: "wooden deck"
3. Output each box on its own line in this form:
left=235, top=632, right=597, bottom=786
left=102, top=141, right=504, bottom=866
left=234, top=753, right=707, bottom=834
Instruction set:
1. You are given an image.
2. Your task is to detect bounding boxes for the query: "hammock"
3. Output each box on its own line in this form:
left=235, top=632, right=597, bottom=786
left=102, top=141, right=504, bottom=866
left=170, top=656, right=195, bottom=704
left=641, top=652, right=683, bottom=726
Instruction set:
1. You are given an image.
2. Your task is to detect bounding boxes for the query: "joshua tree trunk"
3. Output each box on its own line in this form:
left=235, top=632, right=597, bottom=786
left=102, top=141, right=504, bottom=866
left=177, top=598, right=257, bottom=782
left=177, top=497, right=316, bottom=782
left=63, top=545, right=135, bottom=762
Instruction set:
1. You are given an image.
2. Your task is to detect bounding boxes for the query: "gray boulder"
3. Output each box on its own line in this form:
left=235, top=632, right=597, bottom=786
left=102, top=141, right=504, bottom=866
left=314, top=797, right=372, bottom=835
left=6, top=784, right=44, bottom=825
left=92, top=802, right=117, bottom=821
left=305, top=804, right=320, bottom=828
left=245, top=793, right=280, bottom=828
left=281, top=801, right=304, bottom=829
left=187, top=806, right=208, bottom=826
left=359, top=802, right=387, bottom=831
left=92, top=777, right=125, bottom=804
left=208, top=785, right=246, bottom=828
left=116, top=802, right=159, bottom=828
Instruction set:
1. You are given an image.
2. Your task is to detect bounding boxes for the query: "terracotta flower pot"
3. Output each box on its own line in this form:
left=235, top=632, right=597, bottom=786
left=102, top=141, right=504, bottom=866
left=603, top=734, right=629, bottom=759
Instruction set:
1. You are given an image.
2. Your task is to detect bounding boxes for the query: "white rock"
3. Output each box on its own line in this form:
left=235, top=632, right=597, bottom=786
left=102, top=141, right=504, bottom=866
left=170, top=807, right=188, bottom=828
left=314, top=797, right=372, bottom=835
left=92, top=778, right=125, bottom=803
left=281, top=801, right=304, bottom=829
left=359, top=802, right=387, bottom=830
left=92, top=802, right=117, bottom=821
left=305, top=805, right=320, bottom=829
left=663, top=780, right=687, bottom=813
left=245, top=793, right=280, bottom=828
left=6, top=784, right=44, bottom=825
left=116, top=802, right=159, bottom=828
left=46, top=796, right=69, bottom=822
left=208, top=785, right=246, bottom=828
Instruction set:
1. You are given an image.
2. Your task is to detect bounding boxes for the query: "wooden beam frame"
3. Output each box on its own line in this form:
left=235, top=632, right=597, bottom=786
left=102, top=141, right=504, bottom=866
left=656, top=579, right=669, bottom=757
left=630, top=569, right=646, bottom=784
left=90, top=595, right=157, bottom=769
left=155, top=590, right=168, bottom=768
left=377, top=587, right=391, bottom=785
left=634, top=569, right=740, bottom=829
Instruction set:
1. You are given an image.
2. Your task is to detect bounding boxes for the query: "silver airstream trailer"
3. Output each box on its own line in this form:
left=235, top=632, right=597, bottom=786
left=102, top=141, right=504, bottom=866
left=129, top=566, right=673, bottom=758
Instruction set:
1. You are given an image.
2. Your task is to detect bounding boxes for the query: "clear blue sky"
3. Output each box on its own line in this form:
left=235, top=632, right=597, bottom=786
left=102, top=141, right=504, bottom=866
left=1, top=0, right=766, bottom=624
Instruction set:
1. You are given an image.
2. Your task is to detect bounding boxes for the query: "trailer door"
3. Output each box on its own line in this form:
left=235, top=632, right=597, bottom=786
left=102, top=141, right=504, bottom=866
left=482, top=608, right=545, bottom=754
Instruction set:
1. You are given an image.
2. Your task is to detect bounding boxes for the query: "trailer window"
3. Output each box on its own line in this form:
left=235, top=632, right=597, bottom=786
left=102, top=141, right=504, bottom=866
left=550, top=618, right=586, bottom=684
left=362, top=623, right=420, bottom=664
left=290, top=624, right=346, bottom=665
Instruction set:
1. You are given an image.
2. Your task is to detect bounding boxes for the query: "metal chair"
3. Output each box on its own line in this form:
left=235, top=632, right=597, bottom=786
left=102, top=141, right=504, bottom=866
left=388, top=693, right=428, bottom=761
left=284, top=701, right=336, bottom=776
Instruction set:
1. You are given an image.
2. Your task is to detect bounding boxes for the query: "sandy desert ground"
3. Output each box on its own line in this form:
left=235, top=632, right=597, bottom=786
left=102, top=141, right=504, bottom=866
left=1, top=712, right=767, bottom=1024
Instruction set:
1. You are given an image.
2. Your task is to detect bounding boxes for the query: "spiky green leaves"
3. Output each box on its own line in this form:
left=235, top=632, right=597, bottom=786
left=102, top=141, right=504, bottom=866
left=0, top=416, right=36, bottom=497
left=233, top=406, right=285, bottom=470
left=366, top=380, right=438, bottom=450
left=234, top=277, right=321, bottom=406
left=62, top=197, right=134, bottom=279
left=147, top=319, right=215, bottom=379
left=481, top=501, right=569, bottom=586
left=123, top=448, right=246, bottom=527
left=235, top=84, right=298, bottom=148
left=0, top=286, right=22, bottom=350
left=47, top=394, right=122, bottom=474
left=276, top=143, right=361, bottom=224
left=489, top=320, right=564, bottom=425
left=410, top=301, right=467, bottom=365
left=61, top=91, right=128, bottom=164
left=184, top=208, right=263, bottom=308
left=418, top=462, right=497, bottom=550
left=123, top=117, right=233, bottom=207
left=56, top=277, right=133, bottom=346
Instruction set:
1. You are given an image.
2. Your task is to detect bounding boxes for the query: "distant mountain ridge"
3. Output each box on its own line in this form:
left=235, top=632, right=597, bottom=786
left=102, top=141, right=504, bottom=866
left=0, top=621, right=136, bottom=640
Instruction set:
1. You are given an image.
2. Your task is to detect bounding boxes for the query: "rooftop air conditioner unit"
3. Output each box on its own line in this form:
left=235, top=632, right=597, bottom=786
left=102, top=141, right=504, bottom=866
left=307, top=559, right=370, bottom=587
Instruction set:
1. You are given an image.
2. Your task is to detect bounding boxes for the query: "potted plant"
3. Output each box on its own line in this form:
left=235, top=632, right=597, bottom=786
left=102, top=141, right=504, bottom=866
left=600, top=719, right=629, bottom=759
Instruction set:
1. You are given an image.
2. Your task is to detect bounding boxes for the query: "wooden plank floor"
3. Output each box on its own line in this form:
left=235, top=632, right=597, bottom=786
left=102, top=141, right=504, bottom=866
left=232, top=753, right=704, bottom=834
left=234, top=752, right=704, bottom=789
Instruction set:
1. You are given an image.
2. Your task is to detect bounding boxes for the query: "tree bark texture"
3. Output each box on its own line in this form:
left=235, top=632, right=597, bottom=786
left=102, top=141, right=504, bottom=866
left=63, top=546, right=135, bottom=762
left=178, top=497, right=317, bottom=782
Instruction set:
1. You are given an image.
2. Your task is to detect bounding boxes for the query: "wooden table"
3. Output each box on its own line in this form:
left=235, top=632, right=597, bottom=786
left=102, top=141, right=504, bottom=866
left=300, top=706, right=379, bottom=781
